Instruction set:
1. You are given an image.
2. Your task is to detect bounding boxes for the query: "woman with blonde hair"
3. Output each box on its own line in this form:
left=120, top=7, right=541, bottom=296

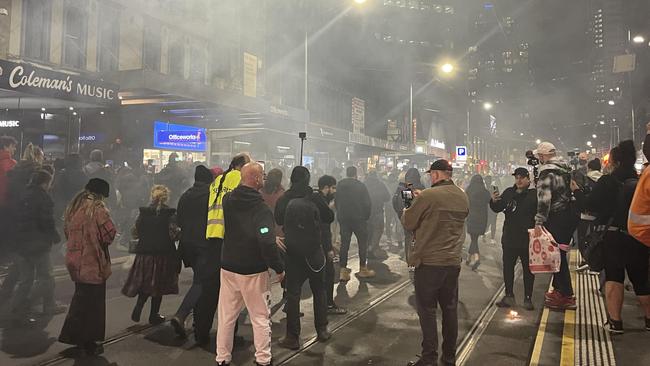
left=59, top=178, right=116, bottom=356
left=122, top=185, right=180, bottom=325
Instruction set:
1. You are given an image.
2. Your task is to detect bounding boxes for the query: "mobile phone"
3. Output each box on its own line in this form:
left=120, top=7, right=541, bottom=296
left=492, top=185, right=499, bottom=194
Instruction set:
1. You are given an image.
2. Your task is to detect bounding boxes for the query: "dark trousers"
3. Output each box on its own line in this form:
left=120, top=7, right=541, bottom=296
left=502, top=246, right=534, bottom=298
left=339, top=219, right=369, bottom=268
left=193, top=240, right=222, bottom=341
left=325, top=258, right=336, bottom=307
left=12, top=250, right=55, bottom=315
left=546, top=213, right=575, bottom=297
left=414, top=265, right=460, bottom=365
left=468, top=233, right=480, bottom=255
left=384, top=205, right=398, bottom=243
left=175, top=267, right=202, bottom=320
left=0, top=252, right=20, bottom=296
left=368, top=211, right=385, bottom=252
left=285, top=255, right=328, bottom=338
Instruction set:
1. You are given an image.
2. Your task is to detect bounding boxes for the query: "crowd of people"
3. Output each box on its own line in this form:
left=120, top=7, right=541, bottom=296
left=1, top=128, right=650, bottom=365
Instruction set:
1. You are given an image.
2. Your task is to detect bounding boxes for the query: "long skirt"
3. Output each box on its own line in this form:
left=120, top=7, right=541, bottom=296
left=59, top=282, right=106, bottom=346
left=121, top=254, right=179, bottom=298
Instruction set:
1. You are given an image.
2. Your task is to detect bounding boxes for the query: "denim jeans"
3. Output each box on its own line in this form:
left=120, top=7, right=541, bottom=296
left=12, top=249, right=55, bottom=315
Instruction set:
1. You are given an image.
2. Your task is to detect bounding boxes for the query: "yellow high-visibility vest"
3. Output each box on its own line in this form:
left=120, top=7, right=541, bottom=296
left=206, top=170, right=241, bottom=239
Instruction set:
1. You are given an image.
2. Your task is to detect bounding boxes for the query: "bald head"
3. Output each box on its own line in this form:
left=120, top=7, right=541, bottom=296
left=241, top=162, right=264, bottom=190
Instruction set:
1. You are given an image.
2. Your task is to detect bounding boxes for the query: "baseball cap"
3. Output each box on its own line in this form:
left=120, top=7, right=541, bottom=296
left=578, top=152, right=588, bottom=161
left=426, top=159, right=453, bottom=173
left=512, top=167, right=530, bottom=178
left=533, top=141, right=556, bottom=156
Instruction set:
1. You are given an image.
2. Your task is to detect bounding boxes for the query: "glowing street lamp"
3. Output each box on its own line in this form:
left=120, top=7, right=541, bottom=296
left=441, top=63, right=454, bottom=74
left=608, top=100, right=615, bottom=106
left=483, top=102, right=493, bottom=111
left=353, top=0, right=367, bottom=4
left=633, top=35, right=645, bottom=44
left=535, top=139, right=541, bottom=145
left=587, top=141, right=592, bottom=147
left=592, top=134, right=597, bottom=139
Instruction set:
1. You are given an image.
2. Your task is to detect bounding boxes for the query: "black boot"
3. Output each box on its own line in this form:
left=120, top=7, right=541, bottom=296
left=149, top=296, right=165, bottom=325
left=131, top=294, right=148, bottom=322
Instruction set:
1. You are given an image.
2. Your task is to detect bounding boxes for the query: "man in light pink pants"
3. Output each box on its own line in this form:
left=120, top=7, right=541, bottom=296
left=216, top=163, right=285, bottom=366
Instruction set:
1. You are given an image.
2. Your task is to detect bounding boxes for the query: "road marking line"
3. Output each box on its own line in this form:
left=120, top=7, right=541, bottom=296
left=529, top=281, right=553, bottom=366
left=559, top=250, right=577, bottom=365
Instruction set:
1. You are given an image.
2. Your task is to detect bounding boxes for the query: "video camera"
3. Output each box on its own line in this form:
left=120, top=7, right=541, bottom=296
left=401, top=187, right=414, bottom=209
left=525, top=150, right=540, bottom=184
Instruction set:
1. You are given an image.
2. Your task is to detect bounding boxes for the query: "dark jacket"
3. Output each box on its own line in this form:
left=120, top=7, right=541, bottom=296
left=177, top=181, right=211, bottom=267
left=155, top=162, right=187, bottom=206
left=275, top=184, right=334, bottom=270
left=133, top=205, right=178, bottom=256
left=53, top=165, right=87, bottom=218
left=222, top=185, right=284, bottom=275
left=586, top=168, right=639, bottom=229
left=335, top=177, right=371, bottom=222
left=0, top=150, right=17, bottom=207
left=14, top=185, right=61, bottom=257
left=490, top=186, right=537, bottom=248
left=466, top=185, right=491, bottom=235
left=7, top=161, right=41, bottom=206
left=365, top=175, right=391, bottom=215
left=84, top=161, right=117, bottom=207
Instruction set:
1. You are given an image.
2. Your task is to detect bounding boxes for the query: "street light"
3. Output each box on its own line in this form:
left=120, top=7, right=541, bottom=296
left=441, top=63, right=454, bottom=74
left=587, top=141, right=592, bottom=147
left=535, top=139, right=541, bottom=145
left=608, top=100, right=615, bottom=106
left=633, top=35, right=645, bottom=44
left=592, top=134, right=597, bottom=139
left=483, top=102, right=493, bottom=111
left=353, top=0, right=367, bottom=4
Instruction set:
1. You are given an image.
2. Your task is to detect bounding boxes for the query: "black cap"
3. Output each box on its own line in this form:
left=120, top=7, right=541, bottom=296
left=85, top=178, right=110, bottom=198
left=426, top=159, right=453, bottom=172
left=512, top=167, right=530, bottom=177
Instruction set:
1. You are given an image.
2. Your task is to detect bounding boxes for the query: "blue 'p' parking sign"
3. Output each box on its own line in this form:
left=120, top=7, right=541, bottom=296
left=456, top=146, right=467, bottom=161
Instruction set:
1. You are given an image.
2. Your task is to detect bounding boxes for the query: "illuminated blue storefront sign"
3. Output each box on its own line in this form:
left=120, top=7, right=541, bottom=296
left=153, top=121, right=206, bottom=152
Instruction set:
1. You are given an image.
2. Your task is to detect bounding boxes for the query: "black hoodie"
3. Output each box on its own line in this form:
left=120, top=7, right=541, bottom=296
left=177, top=180, right=211, bottom=267
left=222, top=185, right=284, bottom=275
left=275, top=184, right=334, bottom=270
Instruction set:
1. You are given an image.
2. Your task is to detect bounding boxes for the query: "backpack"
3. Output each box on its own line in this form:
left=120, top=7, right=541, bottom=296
left=284, top=196, right=322, bottom=258
left=392, top=187, right=405, bottom=217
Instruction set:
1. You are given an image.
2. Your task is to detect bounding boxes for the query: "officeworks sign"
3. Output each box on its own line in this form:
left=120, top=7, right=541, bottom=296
left=0, top=59, right=119, bottom=106
left=153, top=121, right=207, bottom=152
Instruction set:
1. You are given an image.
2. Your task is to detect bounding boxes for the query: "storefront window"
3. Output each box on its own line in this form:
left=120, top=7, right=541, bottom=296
left=98, top=2, right=120, bottom=72
left=143, top=21, right=162, bottom=72
left=63, top=0, right=88, bottom=69
left=22, top=0, right=52, bottom=61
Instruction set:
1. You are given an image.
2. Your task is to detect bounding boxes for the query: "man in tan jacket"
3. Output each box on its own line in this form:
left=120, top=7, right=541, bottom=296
left=401, top=159, right=469, bottom=366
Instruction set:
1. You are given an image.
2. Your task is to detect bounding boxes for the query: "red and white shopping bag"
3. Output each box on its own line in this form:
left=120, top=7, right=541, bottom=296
left=528, top=227, right=561, bottom=274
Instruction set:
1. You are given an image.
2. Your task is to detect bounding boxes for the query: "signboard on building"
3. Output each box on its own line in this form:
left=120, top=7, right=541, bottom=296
left=243, top=52, right=258, bottom=98
left=387, top=119, right=401, bottom=142
left=351, top=97, right=365, bottom=134
left=153, top=121, right=207, bottom=152
left=456, top=146, right=467, bottom=161
left=0, top=59, right=119, bottom=105
left=613, top=54, right=636, bottom=74
left=0, top=120, right=20, bottom=128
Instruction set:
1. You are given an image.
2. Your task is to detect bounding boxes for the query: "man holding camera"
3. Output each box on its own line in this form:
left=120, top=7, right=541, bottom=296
left=533, top=142, right=583, bottom=311
left=401, top=160, right=469, bottom=366
left=490, top=168, right=537, bottom=310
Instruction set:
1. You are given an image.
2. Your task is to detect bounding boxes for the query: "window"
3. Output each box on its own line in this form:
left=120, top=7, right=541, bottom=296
left=143, top=21, right=161, bottom=72
left=97, top=3, right=120, bottom=72
left=190, top=45, right=206, bottom=83
left=22, top=0, right=52, bottom=61
left=168, top=38, right=185, bottom=78
left=62, top=0, right=88, bottom=69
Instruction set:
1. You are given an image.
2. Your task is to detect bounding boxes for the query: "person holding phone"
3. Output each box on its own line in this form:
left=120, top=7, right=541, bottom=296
left=490, top=168, right=537, bottom=310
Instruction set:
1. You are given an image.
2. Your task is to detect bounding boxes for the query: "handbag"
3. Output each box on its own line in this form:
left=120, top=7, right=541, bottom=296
left=583, top=216, right=614, bottom=272
left=528, top=227, right=562, bottom=274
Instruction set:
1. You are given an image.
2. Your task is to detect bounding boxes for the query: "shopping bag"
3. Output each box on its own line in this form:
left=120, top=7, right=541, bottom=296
left=528, top=227, right=561, bottom=274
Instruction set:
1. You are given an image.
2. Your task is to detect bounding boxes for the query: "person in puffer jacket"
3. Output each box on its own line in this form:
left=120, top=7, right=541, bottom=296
left=533, top=142, right=584, bottom=311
